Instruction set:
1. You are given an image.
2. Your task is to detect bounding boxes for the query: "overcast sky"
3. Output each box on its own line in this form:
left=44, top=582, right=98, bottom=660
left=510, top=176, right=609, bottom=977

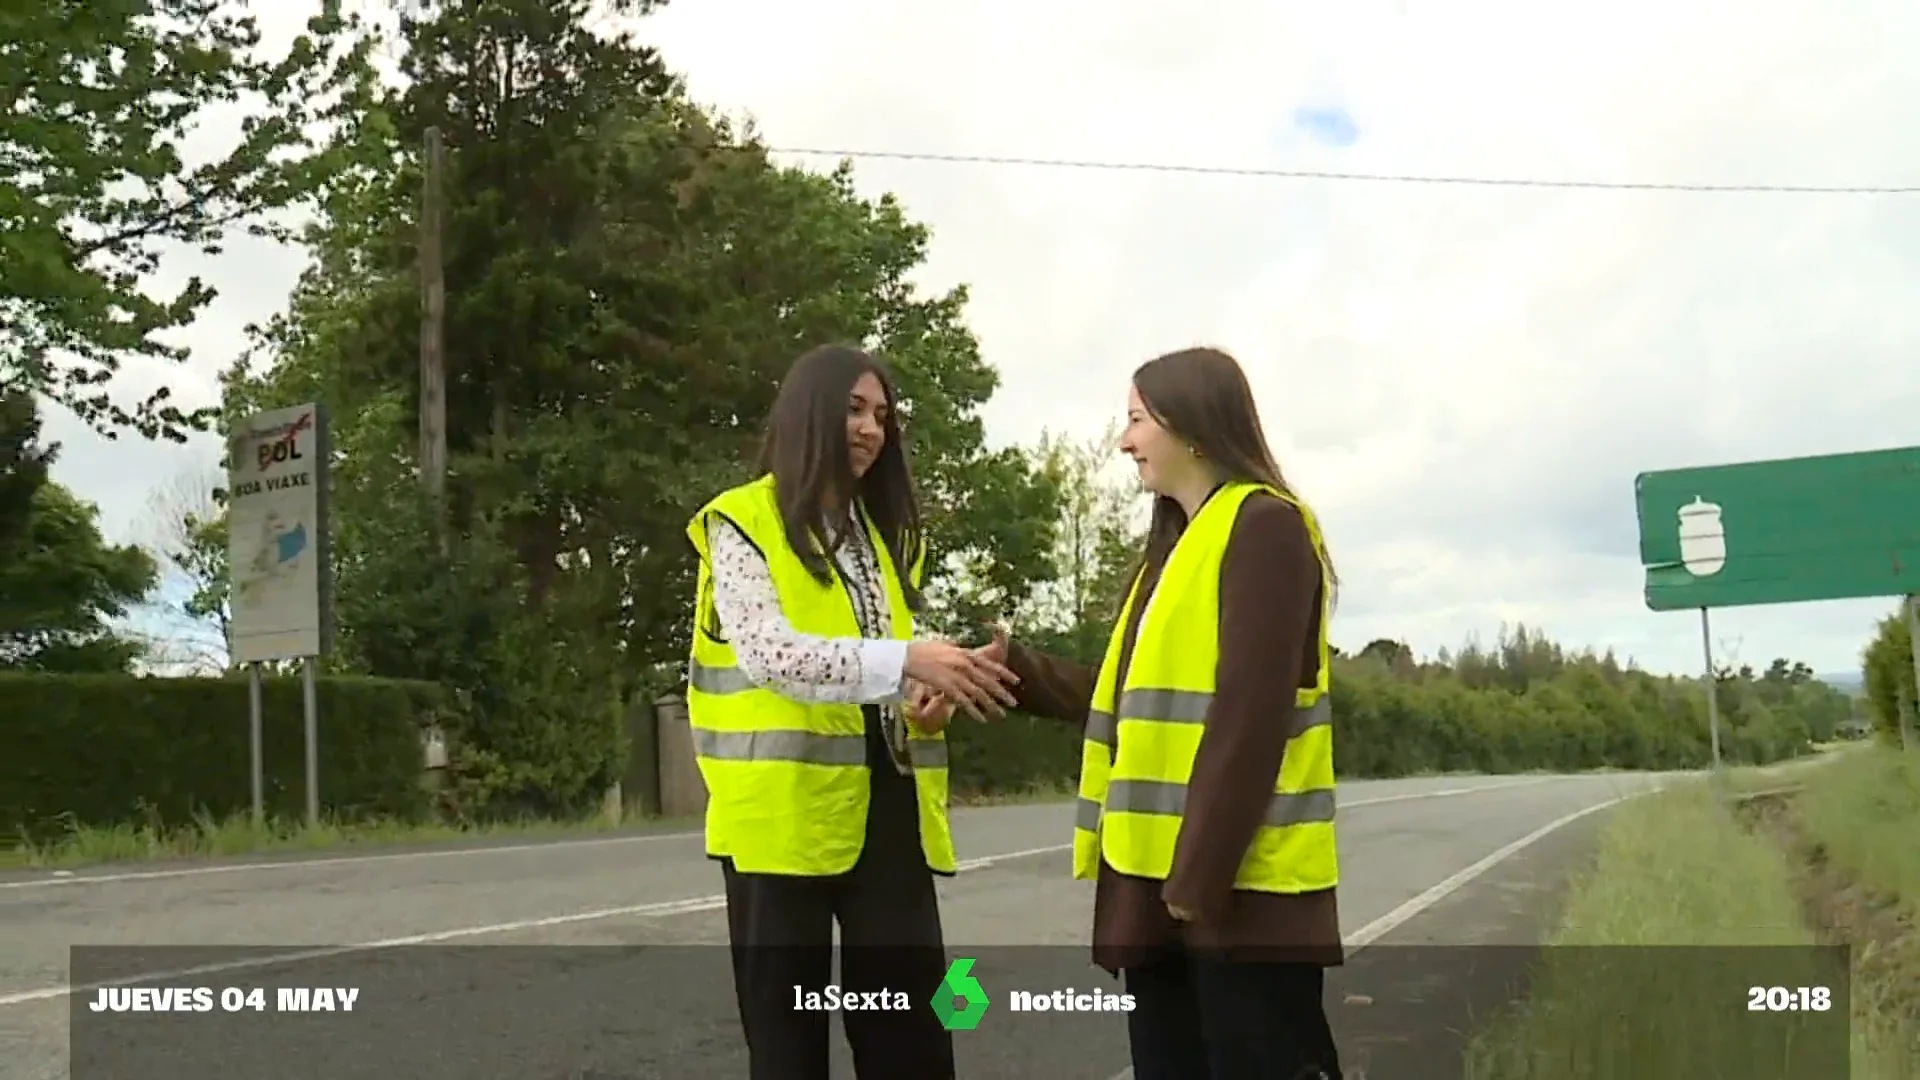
left=45, top=0, right=1920, bottom=679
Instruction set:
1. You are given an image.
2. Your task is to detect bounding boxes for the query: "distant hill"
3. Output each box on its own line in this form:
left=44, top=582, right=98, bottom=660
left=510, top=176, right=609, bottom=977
left=1817, top=672, right=1866, bottom=694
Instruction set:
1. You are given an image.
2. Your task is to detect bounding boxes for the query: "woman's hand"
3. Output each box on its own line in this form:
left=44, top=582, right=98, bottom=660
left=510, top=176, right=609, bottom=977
left=904, top=639, right=1019, bottom=721
left=973, top=627, right=1009, bottom=667
left=905, top=679, right=956, bottom=733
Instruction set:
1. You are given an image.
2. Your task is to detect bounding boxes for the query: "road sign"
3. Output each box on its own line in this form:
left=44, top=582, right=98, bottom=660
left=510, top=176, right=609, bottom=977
left=1634, top=445, right=1920, bottom=612
left=224, top=402, right=333, bottom=828
left=226, top=403, right=333, bottom=661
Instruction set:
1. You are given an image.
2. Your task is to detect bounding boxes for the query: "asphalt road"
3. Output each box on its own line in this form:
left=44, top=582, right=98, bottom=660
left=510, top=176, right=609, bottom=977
left=0, top=770, right=1682, bottom=1080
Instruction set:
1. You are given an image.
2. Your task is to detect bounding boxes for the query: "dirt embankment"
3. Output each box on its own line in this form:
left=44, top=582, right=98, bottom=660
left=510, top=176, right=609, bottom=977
left=1735, top=789, right=1919, bottom=1040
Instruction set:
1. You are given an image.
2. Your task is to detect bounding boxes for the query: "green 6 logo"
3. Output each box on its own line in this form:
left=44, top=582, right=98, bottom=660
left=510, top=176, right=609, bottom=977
left=931, top=958, right=990, bottom=1031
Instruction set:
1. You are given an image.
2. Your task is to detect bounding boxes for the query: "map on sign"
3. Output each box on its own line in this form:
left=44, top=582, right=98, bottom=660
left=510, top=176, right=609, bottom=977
left=235, top=513, right=309, bottom=603
left=1634, top=445, right=1920, bottom=612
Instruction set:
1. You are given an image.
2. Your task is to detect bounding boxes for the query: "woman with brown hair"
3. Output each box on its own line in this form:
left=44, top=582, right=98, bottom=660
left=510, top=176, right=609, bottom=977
left=917, top=346, right=1345, bottom=1079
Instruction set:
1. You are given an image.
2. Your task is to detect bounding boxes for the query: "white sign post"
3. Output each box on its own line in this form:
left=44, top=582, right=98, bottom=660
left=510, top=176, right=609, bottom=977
left=226, top=403, right=332, bottom=828
left=1678, top=497, right=1727, bottom=775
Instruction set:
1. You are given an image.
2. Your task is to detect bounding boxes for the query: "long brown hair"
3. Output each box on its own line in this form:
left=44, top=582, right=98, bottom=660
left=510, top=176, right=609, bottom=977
left=1130, top=346, right=1337, bottom=594
left=755, top=344, right=927, bottom=611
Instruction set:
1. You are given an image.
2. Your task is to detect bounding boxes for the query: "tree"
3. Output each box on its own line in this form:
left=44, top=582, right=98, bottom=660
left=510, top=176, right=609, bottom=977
left=0, top=482, right=158, bottom=672
left=216, top=0, right=1060, bottom=815
left=1760, top=657, right=1815, bottom=690
left=0, top=0, right=372, bottom=440
left=1320, top=626, right=1846, bottom=776
left=1358, top=638, right=1418, bottom=679
left=1860, top=606, right=1915, bottom=743
left=0, top=392, right=55, bottom=558
left=132, top=465, right=232, bottom=674
left=1000, top=424, right=1138, bottom=659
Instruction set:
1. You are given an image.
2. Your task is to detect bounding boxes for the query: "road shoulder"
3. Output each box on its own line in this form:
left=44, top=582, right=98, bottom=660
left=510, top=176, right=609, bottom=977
left=1326, top=805, right=1609, bottom=1080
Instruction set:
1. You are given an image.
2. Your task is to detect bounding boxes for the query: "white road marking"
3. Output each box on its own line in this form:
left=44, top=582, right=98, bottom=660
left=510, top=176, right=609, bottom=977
left=0, top=773, right=1601, bottom=1009
left=1344, top=776, right=1555, bottom=805
left=0, top=777, right=1559, bottom=892
left=1101, top=779, right=1666, bottom=1080
left=0, top=840, right=1086, bottom=1008
left=1339, top=790, right=1643, bottom=951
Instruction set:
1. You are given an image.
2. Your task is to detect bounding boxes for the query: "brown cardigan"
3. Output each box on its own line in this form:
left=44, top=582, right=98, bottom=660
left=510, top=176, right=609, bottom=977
left=1005, top=490, right=1343, bottom=974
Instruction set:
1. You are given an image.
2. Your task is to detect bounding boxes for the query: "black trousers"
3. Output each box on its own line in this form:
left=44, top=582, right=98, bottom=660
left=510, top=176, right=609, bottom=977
left=721, top=751, right=955, bottom=1080
left=1124, top=949, right=1343, bottom=1080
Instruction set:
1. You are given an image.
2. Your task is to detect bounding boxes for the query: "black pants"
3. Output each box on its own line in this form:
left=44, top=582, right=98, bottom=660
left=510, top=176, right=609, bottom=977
left=1124, top=950, right=1343, bottom=1080
left=721, top=752, right=954, bottom=1079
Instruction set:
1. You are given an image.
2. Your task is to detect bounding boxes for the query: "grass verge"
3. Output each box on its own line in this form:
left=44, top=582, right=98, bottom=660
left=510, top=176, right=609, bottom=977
left=951, top=779, right=1078, bottom=807
left=1463, top=745, right=1918, bottom=1079
left=2, top=785, right=1079, bottom=871
left=1789, top=747, right=1920, bottom=1077
left=0, top=805, right=671, bottom=871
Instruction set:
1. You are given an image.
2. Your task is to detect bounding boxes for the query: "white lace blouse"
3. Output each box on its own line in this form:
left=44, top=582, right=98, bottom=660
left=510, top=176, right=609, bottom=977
left=706, top=506, right=921, bottom=771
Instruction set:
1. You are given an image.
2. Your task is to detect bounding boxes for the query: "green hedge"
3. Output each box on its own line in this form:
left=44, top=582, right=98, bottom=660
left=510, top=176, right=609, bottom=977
left=5, top=640, right=1829, bottom=840
left=945, top=711, right=1083, bottom=795
left=0, top=672, right=443, bottom=842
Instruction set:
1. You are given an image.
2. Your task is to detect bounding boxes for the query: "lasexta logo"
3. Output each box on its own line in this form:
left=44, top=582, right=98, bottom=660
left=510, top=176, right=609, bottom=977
left=931, top=958, right=989, bottom=1031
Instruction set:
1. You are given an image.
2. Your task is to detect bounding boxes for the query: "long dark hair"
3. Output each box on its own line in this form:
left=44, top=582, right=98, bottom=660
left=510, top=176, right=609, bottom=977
left=1130, top=346, right=1338, bottom=595
left=755, top=344, right=927, bottom=611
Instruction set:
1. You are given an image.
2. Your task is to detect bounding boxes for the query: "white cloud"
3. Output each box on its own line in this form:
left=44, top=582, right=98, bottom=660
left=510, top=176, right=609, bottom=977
left=46, top=0, right=1920, bottom=678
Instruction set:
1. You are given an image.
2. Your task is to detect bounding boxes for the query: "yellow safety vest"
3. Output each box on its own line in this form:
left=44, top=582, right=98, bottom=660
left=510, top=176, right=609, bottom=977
left=1071, top=480, right=1338, bottom=893
left=684, top=473, right=957, bottom=877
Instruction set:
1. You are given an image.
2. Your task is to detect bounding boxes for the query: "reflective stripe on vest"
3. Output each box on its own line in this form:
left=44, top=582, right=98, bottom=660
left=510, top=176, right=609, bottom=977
left=1070, top=480, right=1339, bottom=894
left=682, top=474, right=956, bottom=877
left=1073, top=696, right=1331, bottom=832
left=689, top=715, right=951, bottom=770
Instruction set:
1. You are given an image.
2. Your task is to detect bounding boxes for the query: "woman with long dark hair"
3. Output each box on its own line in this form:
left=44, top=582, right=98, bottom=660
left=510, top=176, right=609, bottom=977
left=682, top=343, right=1020, bottom=1080
left=929, top=346, right=1345, bottom=1079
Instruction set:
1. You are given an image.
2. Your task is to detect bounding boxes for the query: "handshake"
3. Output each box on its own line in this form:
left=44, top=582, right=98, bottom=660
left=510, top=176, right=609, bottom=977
left=902, top=629, right=1018, bottom=731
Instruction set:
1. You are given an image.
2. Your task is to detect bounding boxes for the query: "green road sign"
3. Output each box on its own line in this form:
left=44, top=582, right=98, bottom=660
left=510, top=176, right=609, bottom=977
left=931, top=958, right=990, bottom=1031
left=1635, top=445, right=1920, bottom=611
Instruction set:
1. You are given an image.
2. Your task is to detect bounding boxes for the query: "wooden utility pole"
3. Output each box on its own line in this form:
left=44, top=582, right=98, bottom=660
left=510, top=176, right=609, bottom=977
left=419, top=126, right=448, bottom=543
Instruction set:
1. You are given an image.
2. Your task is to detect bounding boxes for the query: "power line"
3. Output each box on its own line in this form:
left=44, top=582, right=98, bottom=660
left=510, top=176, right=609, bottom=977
left=765, top=146, right=1920, bottom=195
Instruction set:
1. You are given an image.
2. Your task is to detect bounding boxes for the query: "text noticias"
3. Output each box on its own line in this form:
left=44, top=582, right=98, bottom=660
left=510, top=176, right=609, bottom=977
left=1007, top=988, right=1136, bottom=1013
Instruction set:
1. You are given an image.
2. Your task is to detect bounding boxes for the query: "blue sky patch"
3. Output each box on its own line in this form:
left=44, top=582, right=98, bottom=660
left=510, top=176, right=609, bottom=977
left=1293, top=106, right=1360, bottom=148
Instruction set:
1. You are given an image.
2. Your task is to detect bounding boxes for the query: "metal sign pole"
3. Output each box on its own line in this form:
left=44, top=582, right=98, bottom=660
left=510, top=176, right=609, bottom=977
left=1904, top=595, right=1919, bottom=753
left=302, top=656, right=320, bottom=827
left=249, top=663, right=264, bottom=826
left=1699, top=607, right=1723, bottom=773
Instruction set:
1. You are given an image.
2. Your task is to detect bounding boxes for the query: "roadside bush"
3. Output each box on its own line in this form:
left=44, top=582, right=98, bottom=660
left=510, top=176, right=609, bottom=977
left=946, top=711, right=1081, bottom=796
left=957, top=626, right=1842, bottom=793
left=0, top=672, right=443, bottom=842
left=324, top=493, right=628, bottom=824
left=1861, top=605, right=1916, bottom=743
